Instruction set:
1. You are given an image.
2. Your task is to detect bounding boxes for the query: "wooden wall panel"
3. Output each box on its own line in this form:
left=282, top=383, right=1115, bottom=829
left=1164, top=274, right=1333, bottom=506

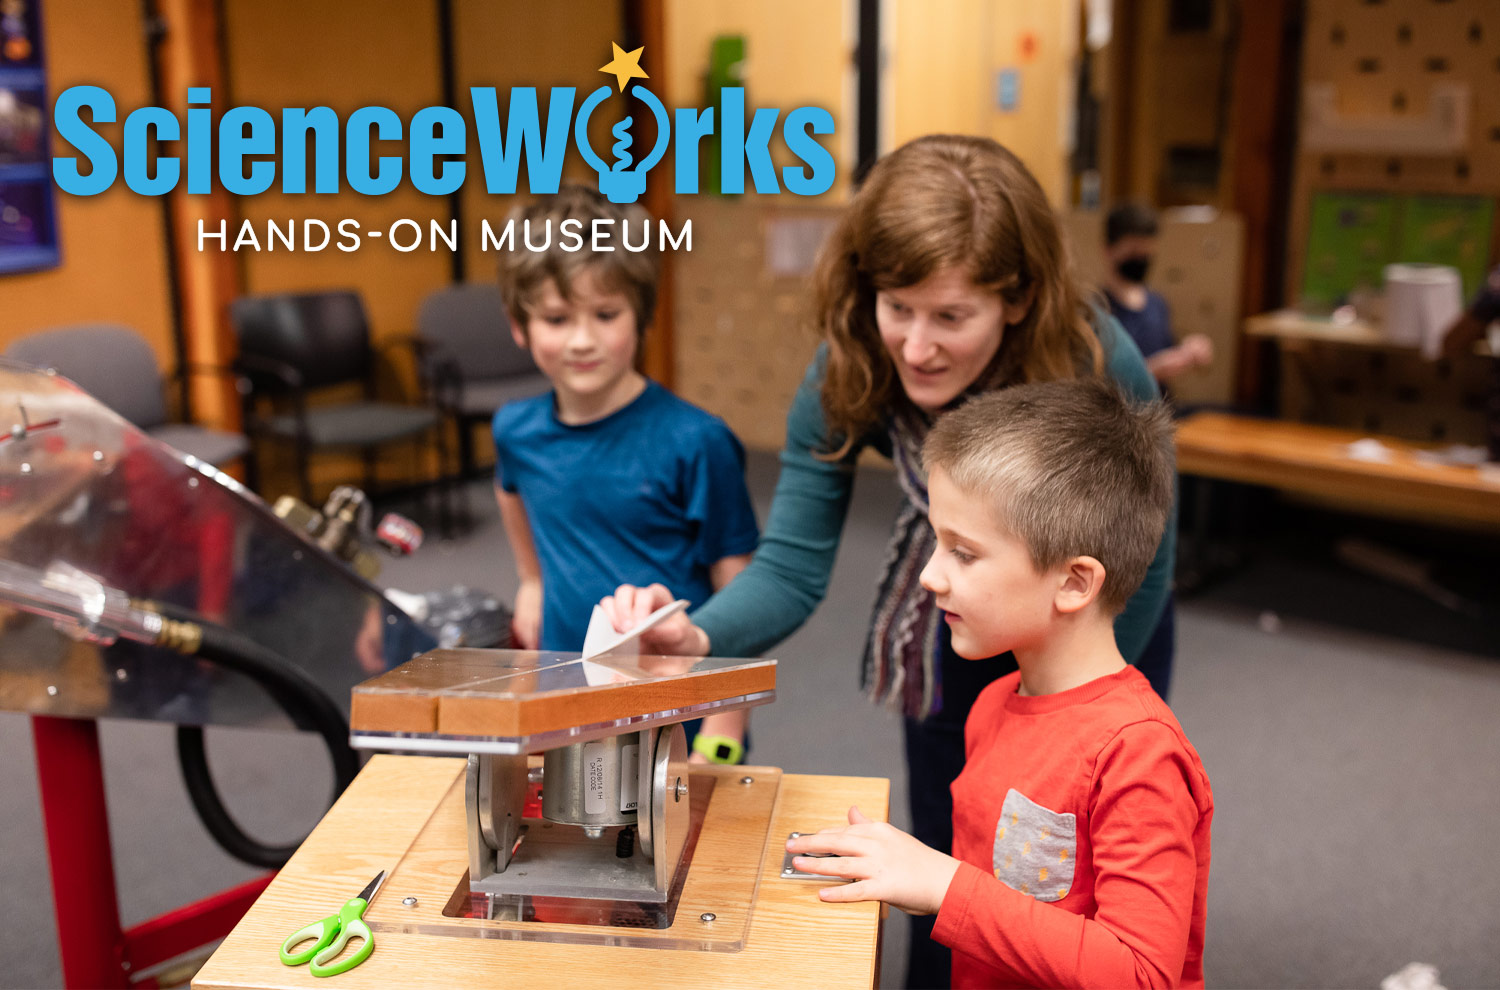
left=452, top=0, right=624, bottom=285
left=888, top=0, right=1078, bottom=205
left=222, top=0, right=450, bottom=356
left=664, top=0, right=852, bottom=202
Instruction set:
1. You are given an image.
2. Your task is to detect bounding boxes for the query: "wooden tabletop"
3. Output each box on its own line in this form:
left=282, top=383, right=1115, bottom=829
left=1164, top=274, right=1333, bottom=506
left=1244, top=310, right=1493, bottom=356
left=194, top=755, right=889, bottom=990
left=1175, top=412, right=1500, bottom=526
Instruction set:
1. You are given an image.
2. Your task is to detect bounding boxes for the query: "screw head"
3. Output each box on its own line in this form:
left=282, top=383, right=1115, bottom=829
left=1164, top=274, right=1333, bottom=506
left=674, top=777, right=686, bottom=801
left=402, top=896, right=418, bottom=908
left=782, top=867, right=794, bottom=876
left=739, top=775, right=753, bottom=785
left=93, top=450, right=104, bottom=461
left=20, top=463, right=31, bottom=474
left=700, top=912, right=716, bottom=923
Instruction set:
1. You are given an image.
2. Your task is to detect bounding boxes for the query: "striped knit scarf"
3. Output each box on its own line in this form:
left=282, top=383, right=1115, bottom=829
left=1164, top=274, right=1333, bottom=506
left=861, top=407, right=943, bottom=719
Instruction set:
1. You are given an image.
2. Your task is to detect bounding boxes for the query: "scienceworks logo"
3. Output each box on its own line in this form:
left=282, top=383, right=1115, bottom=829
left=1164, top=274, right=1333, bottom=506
left=49, top=43, right=837, bottom=203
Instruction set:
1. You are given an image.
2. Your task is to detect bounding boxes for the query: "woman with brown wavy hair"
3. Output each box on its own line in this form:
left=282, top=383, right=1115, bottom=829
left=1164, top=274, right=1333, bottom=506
left=603, top=134, right=1173, bottom=986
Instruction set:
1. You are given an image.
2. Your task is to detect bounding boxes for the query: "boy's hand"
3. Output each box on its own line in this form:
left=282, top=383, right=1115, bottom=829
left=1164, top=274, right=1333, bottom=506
left=1181, top=333, right=1215, bottom=367
left=511, top=578, right=542, bottom=649
left=786, top=806, right=961, bottom=916
left=599, top=583, right=710, bottom=656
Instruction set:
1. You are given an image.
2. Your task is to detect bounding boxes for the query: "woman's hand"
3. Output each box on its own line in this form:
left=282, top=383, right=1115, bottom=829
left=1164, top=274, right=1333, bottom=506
left=599, top=583, right=710, bottom=656
left=511, top=577, right=542, bottom=649
left=786, top=806, right=961, bottom=916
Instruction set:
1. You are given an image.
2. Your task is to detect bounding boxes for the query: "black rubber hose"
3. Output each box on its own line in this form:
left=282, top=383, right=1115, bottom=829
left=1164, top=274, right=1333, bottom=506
left=172, top=620, right=360, bottom=868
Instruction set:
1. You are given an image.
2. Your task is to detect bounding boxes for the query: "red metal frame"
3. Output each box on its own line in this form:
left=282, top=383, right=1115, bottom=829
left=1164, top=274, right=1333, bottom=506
left=31, top=715, right=272, bottom=988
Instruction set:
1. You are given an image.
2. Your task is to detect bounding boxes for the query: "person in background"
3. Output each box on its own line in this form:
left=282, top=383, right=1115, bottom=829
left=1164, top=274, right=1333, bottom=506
left=788, top=380, right=1213, bottom=989
left=600, top=135, right=1175, bottom=986
left=493, top=184, right=761, bottom=764
left=1102, top=203, right=1214, bottom=391
left=1440, top=264, right=1500, bottom=462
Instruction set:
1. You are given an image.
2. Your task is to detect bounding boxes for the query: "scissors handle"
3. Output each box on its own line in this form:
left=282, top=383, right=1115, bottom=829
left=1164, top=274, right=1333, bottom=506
left=279, top=914, right=338, bottom=966
left=308, top=897, right=374, bottom=978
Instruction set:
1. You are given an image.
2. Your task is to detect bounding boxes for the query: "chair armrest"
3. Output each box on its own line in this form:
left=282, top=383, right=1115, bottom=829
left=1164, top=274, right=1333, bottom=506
left=233, top=353, right=304, bottom=392
left=386, top=334, right=465, bottom=408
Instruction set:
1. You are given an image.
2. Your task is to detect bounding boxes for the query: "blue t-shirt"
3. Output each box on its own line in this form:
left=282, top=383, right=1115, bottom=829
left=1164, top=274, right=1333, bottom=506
left=493, top=381, right=761, bottom=652
left=1106, top=288, right=1174, bottom=359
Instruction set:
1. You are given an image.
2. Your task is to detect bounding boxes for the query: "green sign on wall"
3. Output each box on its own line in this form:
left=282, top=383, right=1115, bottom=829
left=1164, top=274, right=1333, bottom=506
left=1301, top=192, right=1495, bottom=309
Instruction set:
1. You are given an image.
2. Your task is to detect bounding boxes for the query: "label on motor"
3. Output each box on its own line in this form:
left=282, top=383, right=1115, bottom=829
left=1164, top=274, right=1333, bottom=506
left=620, top=742, right=640, bottom=812
left=584, top=742, right=606, bottom=814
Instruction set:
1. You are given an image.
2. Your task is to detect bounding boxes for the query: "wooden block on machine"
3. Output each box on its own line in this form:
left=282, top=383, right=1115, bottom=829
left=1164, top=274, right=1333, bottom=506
left=350, top=649, right=778, bottom=742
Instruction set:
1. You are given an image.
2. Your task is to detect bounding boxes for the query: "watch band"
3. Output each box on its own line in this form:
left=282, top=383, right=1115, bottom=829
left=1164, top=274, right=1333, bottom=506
left=692, top=733, right=744, bottom=765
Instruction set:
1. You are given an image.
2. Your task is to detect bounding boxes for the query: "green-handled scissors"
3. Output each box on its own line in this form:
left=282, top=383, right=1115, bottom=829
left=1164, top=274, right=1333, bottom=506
left=279, top=871, right=386, bottom=978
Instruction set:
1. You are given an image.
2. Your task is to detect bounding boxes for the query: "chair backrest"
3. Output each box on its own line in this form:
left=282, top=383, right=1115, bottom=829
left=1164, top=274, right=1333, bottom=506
left=416, top=284, right=536, bottom=380
left=229, top=291, right=372, bottom=391
left=4, top=324, right=167, bottom=428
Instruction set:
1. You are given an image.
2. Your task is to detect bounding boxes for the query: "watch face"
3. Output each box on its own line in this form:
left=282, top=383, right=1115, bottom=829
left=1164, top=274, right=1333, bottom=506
left=714, top=742, right=734, bottom=762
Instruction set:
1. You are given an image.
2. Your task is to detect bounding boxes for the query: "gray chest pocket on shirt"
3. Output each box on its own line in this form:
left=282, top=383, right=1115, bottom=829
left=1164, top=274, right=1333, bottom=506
left=992, top=789, right=1077, bottom=903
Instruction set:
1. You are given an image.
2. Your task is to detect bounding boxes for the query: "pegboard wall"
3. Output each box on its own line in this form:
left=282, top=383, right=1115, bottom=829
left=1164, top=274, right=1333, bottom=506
left=1283, top=0, right=1500, bottom=443
left=672, top=201, right=836, bottom=452
left=1063, top=209, right=1245, bottom=407
left=1292, top=0, right=1500, bottom=210
left=1277, top=341, right=1491, bottom=444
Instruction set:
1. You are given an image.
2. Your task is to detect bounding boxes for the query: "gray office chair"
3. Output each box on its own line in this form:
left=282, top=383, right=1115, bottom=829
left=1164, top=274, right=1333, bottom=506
left=229, top=290, right=443, bottom=503
left=415, top=284, right=548, bottom=478
left=4, top=324, right=250, bottom=467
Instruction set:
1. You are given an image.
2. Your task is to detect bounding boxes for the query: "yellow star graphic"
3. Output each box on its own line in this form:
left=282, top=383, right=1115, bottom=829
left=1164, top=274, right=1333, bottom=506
left=599, top=42, right=649, bottom=93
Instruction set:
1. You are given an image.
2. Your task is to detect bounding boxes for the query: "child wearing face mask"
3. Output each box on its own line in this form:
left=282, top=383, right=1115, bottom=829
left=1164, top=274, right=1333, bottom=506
left=1102, top=204, right=1214, bottom=390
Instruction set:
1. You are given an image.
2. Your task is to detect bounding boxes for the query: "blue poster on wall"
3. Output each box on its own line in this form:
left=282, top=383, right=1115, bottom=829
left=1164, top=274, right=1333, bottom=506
left=0, top=0, right=60, bottom=275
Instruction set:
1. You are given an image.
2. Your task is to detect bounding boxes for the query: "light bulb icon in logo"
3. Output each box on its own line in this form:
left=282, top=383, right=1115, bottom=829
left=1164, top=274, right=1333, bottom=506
left=578, top=44, right=670, bottom=204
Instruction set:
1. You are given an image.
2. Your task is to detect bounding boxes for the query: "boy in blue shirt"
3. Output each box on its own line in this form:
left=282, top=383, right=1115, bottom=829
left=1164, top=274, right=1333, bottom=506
left=493, top=185, right=760, bottom=762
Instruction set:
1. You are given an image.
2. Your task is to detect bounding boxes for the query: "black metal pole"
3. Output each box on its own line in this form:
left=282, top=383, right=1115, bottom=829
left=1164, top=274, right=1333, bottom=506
left=855, top=0, right=881, bottom=184
left=141, top=0, right=192, bottom=421
left=437, top=0, right=464, bottom=282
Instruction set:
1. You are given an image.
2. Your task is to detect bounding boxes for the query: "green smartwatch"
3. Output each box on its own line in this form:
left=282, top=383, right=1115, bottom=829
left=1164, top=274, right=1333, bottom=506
left=692, top=734, right=744, bottom=765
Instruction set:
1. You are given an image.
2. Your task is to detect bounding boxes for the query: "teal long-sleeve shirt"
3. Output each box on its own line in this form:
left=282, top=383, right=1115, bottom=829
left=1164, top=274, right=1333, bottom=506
left=691, top=314, right=1175, bottom=665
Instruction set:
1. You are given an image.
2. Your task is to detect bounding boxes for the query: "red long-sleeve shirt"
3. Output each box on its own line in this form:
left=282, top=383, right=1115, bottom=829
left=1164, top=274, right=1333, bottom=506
left=933, top=665, right=1213, bottom=989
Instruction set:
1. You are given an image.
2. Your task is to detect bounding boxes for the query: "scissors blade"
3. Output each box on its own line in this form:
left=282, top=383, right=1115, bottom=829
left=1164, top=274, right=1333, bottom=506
left=356, top=870, right=387, bottom=904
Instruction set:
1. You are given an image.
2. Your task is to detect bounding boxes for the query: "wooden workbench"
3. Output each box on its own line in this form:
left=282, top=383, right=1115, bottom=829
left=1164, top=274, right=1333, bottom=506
left=194, top=755, right=888, bottom=990
left=1244, top=309, right=1494, bottom=354
left=1175, top=412, right=1500, bottom=527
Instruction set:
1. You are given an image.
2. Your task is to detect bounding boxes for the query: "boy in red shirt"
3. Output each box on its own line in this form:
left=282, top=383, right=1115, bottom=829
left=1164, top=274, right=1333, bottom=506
left=788, top=379, right=1213, bottom=988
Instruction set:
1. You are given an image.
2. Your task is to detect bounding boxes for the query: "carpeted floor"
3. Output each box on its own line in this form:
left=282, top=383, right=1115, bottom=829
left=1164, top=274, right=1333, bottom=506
left=2, top=454, right=1497, bottom=988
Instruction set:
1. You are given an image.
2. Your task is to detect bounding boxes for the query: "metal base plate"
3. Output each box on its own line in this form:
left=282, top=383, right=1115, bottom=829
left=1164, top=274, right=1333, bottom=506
left=368, top=766, right=782, bottom=951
